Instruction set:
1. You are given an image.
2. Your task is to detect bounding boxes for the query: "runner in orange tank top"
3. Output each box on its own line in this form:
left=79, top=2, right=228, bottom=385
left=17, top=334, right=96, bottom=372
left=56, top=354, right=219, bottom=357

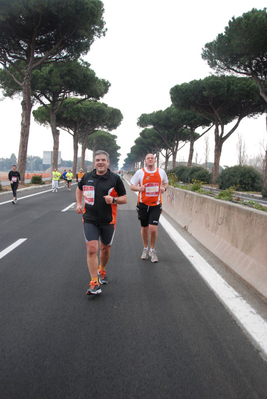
left=130, top=153, right=168, bottom=263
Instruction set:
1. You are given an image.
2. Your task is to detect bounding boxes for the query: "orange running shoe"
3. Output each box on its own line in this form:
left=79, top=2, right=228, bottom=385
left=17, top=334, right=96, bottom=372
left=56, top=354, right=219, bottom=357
left=98, top=268, right=108, bottom=285
left=86, top=280, right=102, bottom=295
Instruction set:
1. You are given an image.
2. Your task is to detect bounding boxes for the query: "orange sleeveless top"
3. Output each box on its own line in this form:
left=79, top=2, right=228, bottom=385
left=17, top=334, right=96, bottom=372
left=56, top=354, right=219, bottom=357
left=138, top=168, right=162, bottom=206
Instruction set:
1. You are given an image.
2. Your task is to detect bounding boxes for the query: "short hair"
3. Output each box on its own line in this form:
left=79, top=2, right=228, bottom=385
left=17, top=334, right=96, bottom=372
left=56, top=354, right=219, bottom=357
left=12, top=164, right=16, bottom=167
left=94, top=150, right=110, bottom=160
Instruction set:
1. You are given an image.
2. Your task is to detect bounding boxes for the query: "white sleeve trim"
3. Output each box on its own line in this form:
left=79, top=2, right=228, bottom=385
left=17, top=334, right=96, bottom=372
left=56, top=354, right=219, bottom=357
left=130, top=169, right=144, bottom=186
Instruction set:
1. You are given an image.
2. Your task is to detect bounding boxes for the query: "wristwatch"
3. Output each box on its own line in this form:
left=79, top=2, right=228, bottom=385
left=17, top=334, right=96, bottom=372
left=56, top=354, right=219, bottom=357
left=113, top=197, right=117, bottom=204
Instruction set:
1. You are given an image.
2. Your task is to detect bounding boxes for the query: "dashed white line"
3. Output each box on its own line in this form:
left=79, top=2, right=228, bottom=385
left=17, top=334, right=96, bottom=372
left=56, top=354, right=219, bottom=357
left=0, top=239, right=27, bottom=260
left=61, top=202, right=76, bottom=212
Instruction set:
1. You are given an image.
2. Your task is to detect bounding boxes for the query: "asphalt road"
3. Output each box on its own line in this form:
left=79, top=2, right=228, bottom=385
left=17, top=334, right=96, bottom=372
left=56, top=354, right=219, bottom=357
left=1, top=182, right=267, bottom=399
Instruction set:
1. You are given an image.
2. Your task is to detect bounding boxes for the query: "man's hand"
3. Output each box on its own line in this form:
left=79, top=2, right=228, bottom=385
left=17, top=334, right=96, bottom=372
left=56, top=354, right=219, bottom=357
left=76, top=204, right=83, bottom=214
left=138, top=185, right=145, bottom=192
left=103, top=195, right=113, bottom=204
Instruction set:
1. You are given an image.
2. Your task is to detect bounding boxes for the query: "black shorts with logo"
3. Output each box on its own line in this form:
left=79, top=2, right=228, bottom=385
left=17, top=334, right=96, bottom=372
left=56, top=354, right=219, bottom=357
left=83, top=222, right=115, bottom=246
left=136, top=202, right=162, bottom=227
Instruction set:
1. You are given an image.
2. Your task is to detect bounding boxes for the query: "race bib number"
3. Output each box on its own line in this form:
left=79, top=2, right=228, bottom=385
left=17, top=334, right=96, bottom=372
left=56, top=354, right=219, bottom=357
left=78, top=178, right=81, bottom=182
left=12, top=176, right=17, bottom=182
left=145, top=183, right=159, bottom=197
left=83, top=185, right=95, bottom=205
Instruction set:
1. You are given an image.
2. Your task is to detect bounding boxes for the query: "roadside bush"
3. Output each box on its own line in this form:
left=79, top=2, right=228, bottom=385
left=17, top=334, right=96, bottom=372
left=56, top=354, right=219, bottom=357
left=262, top=186, right=267, bottom=199
left=167, top=173, right=178, bottom=186
left=168, top=166, right=188, bottom=182
left=191, top=180, right=202, bottom=192
left=192, top=168, right=212, bottom=184
left=215, top=187, right=234, bottom=201
left=30, top=175, right=43, bottom=185
left=168, top=166, right=212, bottom=184
left=216, top=165, right=263, bottom=192
left=182, top=166, right=212, bottom=184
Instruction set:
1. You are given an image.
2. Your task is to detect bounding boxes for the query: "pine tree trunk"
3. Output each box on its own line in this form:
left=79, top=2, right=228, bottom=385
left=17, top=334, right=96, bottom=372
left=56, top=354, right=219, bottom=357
left=17, top=73, right=32, bottom=184
left=50, top=112, right=60, bottom=171
left=172, top=149, right=177, bottom=169
left=164, top=152, right=169, bottom=171
left=72, top=133, right=79, bottom=177
left=187, top=128, right=194, bottom=168
left=212, top=127, right=222, bottom=184
left=156, top=152, right=159, bottom=168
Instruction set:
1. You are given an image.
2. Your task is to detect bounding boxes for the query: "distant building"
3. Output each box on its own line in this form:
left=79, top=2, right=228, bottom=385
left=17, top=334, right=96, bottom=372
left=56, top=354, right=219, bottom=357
left=43, top=151, right=61, bottom=165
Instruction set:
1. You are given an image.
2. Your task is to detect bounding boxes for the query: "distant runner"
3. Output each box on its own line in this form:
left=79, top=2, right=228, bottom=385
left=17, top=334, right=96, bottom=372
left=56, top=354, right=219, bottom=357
left=8, top=165, right=21, bottom=204
left=62, top=169, right=68, bottom=187
left=76, top=168, right=85, bottom=183
left=51, top=168, right=61, bottom=192
left=66, top=170, right=73, bottom=191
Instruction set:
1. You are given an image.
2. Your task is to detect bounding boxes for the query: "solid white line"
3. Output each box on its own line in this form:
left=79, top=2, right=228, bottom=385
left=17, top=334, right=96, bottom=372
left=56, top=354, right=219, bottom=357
left=0, top=239, right=27, bottom=260
left=61, top=202, right=76, bottom=212
left=159, top=215, right=267, bottom=357
left=0, top=188, right=53, bottom=205
left=0, top=183, right=78, bottom=206
left=125, top=177, right=267, bottom=357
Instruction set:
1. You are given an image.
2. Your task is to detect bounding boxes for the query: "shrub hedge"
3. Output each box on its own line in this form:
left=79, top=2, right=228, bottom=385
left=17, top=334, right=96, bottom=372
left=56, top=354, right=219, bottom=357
left=30, top=175, right=43, bottom=185
left=216, top=165, right=263, bottom=192
left=168, top=166, right=212, bottom=184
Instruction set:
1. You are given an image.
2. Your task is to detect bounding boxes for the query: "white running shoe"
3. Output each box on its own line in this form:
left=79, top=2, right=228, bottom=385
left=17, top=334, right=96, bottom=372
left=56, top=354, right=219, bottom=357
left=149, top=250, right=158, bottom=263
left=141, top=248, right=149, bottom=260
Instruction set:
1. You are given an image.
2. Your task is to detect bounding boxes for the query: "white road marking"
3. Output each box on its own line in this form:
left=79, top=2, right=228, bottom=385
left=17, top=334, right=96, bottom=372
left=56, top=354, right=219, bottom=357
left=61, top=202, right=76, bottom=212
left=125, top=177, right=267, bottom=358
left=0, top=188, right=54, bottom=205
left=0, top=183, right=77, bottom=206
left=160, top=216, right=267, bottom=358
left=0, top=239, right=27, bottom=260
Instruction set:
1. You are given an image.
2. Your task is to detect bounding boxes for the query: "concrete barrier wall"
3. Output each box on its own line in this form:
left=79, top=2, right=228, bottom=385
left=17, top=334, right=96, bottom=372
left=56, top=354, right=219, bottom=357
left=162, top=187, right=267, bottom=300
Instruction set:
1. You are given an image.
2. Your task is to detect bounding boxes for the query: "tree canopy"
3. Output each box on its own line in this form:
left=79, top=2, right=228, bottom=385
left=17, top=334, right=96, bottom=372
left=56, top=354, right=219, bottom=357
left=138, top=106, right=195, bottom=170
left=86, top=130, right=120, bottom=170
left=202, top=8, right=267, bottom=102
left=35, top=98, right=123, bottom=175
left=170, top=75, right=266, bottom=181
left=0, top=0, right=106, bottom=181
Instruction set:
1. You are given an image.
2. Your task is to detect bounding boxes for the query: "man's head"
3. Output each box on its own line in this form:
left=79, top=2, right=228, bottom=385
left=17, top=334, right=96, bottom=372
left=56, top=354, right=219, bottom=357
left=94, top=150, right=110, bottom=175
left=145, top=154, right=156, bottom=169
left=12, top=165, right=16, bottom=171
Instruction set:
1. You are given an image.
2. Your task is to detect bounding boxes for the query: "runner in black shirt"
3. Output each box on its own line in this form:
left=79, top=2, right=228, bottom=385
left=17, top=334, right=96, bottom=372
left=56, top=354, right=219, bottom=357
left=76, top=150, right=127, bottom=296
left=8, top=165, right=21, bottom=204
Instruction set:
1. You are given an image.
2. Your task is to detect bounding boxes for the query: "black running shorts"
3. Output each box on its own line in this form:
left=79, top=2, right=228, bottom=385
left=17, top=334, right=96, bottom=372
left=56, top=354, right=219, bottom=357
left=83, top=222, right=115, bottom=246
left=136, top=203, right=162, bottom=227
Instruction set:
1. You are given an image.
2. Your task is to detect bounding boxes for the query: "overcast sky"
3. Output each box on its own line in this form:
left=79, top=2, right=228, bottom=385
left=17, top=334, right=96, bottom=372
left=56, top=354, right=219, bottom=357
left=1, top=0, right=267, bottom=168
